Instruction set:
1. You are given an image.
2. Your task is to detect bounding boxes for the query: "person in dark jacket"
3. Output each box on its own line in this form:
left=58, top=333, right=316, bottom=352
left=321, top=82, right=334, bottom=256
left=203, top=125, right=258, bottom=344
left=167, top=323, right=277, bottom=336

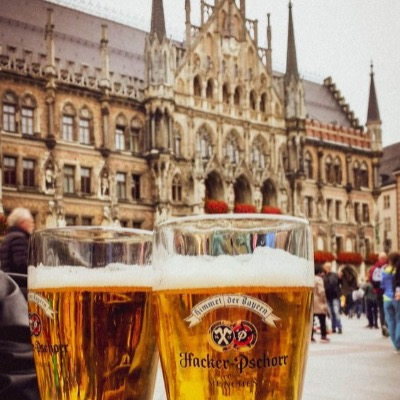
left=323, top=262, right=343, bottom=334
left=0, top=208, right=35, bottom=274
left=0, top=270, right=40, bottom=399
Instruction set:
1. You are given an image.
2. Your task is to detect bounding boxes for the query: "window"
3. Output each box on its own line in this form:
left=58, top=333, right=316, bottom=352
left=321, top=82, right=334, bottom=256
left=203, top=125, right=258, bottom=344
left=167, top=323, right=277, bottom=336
left=362, top=204, right=369, bottom=223
left=63, top=165, right=75, bottom=193
left=326, top=199, right=333, bottom=220
left=65, top=215, right=76, bottom=226
left=222, top=83, right=230, bottom=104
left=81, top=217, right=92, bottom=226
left=249, top=90, right=256, bottom=110
left=384, top=217, right=391, bottom=232
left=354, top=202, right=361, bottom=223
left=360, top=163, right=369, bottom=187
left=115, top=126, right=125, bottom=150
left=304, top=196, right=313, bottom=218
left=132, top=221, right=142, bottom=229
left=193, top=75, right=202, bottom=97
left=23, top=159, right=35, bottom=187
left=3, top=156, right=16, bottom=185
left=234, top=87, right=241, bottom=106
left=79, top=118, right=90, bottom=144
left=325, top=156, right=333, bottom=184
left=335, top=200, right=342, bottom=221
left=304, top=152, right=313, bottom=179
left=116, top=172, right=126, bottom=199
left=199, top=128, right=212, bottom=160
left=3, top=104, right=16, bottom=132
left=131, top=174, right=141, bottom=200
left=225, top=136, right=239, bottom=165
left=353, top=161, right=360, bottom=189
left=80, top=167, right=91, bottom=194
left=120, top=220, right=128, bottom=228
left=62, top=115, right=74, bottom=141
left=206, top=79, right=214, bottom=100
left=21, top=107, right=34, bottom=135
left=383, top=195, right=390, bottom=209
left=130, top=128, right=140, bottom=152
left=336, top=236, right=343, bottom=254
left=333, top=158, right=342, bottom=185
left=172, top=175, right=182, bottom=202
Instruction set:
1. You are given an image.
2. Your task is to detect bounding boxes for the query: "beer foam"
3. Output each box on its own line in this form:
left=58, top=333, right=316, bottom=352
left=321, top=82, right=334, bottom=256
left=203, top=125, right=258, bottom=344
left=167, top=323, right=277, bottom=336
left=28, top=263, right=155, bottom=289
left=154, top=246, right=313, bottom=290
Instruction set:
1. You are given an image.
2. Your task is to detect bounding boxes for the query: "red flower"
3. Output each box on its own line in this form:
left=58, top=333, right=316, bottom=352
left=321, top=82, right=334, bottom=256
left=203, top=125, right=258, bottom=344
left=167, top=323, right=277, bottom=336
left=234, top=203, right=257, bottom=213
left=336, top=252, right=363, bottom=265
left=365, top=253, right=378, bottom=265
left=205, top=200, right=229, bottom=214
left=314, top=251, right=335, bottom=264
left=0, top=214, right=7, bottom=236
left=261, top=206, right=282, bottom=214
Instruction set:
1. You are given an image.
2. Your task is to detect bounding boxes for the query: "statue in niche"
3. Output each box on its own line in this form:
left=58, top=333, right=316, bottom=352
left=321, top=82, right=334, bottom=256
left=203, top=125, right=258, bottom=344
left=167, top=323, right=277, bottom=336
left=45, top=200, right=57, bottom=228
left=45, top=162, right=55, bottom=190
left=100, top=172, right=109, bottom=197
left=101, top=206, right=112, bottom=226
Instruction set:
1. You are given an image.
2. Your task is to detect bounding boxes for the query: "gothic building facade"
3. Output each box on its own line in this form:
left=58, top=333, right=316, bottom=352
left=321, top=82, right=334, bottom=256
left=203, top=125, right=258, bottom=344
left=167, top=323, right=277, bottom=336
left=0, top=0, right=382, bottom=257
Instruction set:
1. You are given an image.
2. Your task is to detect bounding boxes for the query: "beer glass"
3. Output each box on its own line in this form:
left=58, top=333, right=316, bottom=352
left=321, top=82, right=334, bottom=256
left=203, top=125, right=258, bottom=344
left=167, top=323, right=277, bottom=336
left=152, top=214, right=314, bottom=400
left=27, top=227, right=158, bottom=400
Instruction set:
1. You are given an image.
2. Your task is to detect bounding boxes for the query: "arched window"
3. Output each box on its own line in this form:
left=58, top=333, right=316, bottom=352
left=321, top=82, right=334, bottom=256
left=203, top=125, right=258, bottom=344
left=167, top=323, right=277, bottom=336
left=130, top=118, right=142, bottom=153
left=115, top=114, right=128, bottom=151
left=234, top=87, right=241, bottom=106
left=333, top=157, right=342, bottom=185
left=251, top=137, right=267, bottom=169
left=304, top=152, right=313, bottom=179
left=174, top=131, right=181, bottom=156
left=206, top=79, right=214, bottom=100
left=193, top=75, right=202, bottom=97
left=225, top=135, right=239, bottom=165
left=222, top=83, right=230, bottom=104
left=198, top=127, right=212, bottom=160
left=249, top=90, right=256, bottom=110
left=62, top=103, right=76, bottom=141
left=21, top=94, right=37, bottom=135
left=2, top=91, right=18, bottom=133
left=360, top=162, right=369, bottom=187
left=172, top=174, right=182, bottom=202
left=259, top=92, right=267, bottom=113
left=79, top=106, right=93, bottom=145
left=325, top=156, right=333, bottom=184
left=353, top=161, right=360, bottom=189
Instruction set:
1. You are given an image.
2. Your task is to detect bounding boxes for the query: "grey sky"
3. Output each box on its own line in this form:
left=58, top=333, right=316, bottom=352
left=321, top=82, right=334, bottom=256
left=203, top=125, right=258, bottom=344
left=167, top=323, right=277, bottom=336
left=47, top=0, right=400, bottom=147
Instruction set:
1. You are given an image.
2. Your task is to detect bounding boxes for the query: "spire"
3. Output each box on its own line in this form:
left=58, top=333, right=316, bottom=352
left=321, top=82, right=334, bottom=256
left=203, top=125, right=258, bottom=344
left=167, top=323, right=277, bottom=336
left=266, top=13, right=272, bottom=75
left=151, top=0, right=166, bottom=42
left=285, top=2, right=299, bottom=82
left=367, top=62, right=381, bottom=122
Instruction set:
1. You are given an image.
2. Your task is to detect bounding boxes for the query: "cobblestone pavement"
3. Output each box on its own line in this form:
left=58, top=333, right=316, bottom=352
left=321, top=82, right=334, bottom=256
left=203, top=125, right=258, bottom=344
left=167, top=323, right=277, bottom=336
left=153, top=315, right=398, bottom=399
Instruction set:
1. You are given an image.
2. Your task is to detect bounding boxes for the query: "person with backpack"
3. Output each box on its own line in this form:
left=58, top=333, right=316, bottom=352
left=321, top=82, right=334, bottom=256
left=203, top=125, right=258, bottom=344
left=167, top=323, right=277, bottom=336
left=323, top=262, right=343, bottom=334
left=368, top=252, right=389, bottom=337
left=0, top=208, right=35, bottom=274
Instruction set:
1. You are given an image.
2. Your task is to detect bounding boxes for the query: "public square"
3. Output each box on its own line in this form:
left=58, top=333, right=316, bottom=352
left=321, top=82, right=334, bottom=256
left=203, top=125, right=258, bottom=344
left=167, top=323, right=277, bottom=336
left=153, top=316, right=398, bottom=399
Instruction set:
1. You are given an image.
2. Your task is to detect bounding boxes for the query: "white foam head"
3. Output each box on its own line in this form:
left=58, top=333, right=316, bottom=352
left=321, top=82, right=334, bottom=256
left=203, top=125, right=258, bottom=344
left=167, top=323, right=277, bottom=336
left=153, top=246, right=313, bottom=290
left=28, top=263, right=155, bottom=289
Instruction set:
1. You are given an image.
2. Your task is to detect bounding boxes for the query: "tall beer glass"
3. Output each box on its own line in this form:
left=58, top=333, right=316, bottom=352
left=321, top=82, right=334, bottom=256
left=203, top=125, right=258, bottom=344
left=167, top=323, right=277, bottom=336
left=153, top=214, right=313, bottom=400
left=27, top=227, right=157, bottom=400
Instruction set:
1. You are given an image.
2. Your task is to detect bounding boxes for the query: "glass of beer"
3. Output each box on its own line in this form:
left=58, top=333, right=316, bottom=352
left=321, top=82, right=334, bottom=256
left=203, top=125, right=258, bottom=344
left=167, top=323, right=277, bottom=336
left=27, top=227, right=158, bottom=400
left=152, top=214, right=314, bottom=400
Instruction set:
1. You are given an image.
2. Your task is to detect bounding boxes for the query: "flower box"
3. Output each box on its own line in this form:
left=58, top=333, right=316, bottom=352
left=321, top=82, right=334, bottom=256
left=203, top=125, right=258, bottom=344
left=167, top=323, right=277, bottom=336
left=336, top=251, right=363, bottom=265
left=234, top=203, right=257, bottom=213
left=205, top=199, right=229, bottom=214
left=314, top=251, right=336, bottom=264
left=261, top=205, right=282, bottom=214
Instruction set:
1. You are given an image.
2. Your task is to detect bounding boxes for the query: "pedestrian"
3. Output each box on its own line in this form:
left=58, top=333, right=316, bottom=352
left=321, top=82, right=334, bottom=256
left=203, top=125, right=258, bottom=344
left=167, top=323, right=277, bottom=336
left=323, top=262, right=343, bottom=334
left=368, top=252, right=390, bottom=337
left=339, top=264, right=358, bottom=317
left=381, top=252, right=400, bottom=353
left=312, top=265, right=330, bottom=343
left=363, top=279, right=378, bottom=329
left=0, top=208, right=35, bottom=275
left=351, top=286, right=364, bottom=319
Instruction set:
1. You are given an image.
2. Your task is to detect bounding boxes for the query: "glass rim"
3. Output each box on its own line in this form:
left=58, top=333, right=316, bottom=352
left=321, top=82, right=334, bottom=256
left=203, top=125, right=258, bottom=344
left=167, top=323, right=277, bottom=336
left=31, top=226, right=153, bottom=241
left=155, top=213, right=309, bottom=230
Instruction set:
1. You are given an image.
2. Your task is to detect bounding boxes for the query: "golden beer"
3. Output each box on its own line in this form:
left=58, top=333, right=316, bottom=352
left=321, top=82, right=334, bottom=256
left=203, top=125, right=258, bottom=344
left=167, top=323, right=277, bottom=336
left=152, top=214, right=314, bottom=400
left=154, top=286, right=312, bottom=400
left=28, top=285, right=157, bottom=400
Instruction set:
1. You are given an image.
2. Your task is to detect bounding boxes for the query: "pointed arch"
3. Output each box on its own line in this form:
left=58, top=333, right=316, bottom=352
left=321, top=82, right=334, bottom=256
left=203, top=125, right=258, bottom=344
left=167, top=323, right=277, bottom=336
left=193, top=74, right=202, bottom=97
left=205, top=171, right=224, bottom=201
left=234, top=175, right=252, bottom=204
left=261, top=179, right=277, bottom=207
left=222, top=83, right=230, bottom=104
left=61, top=102, right=77, bottom=141
left=2, top=90, right=18, bottom=132
left=115, top=112, right=128, bottom=150
left=20, top=93, right=38, bottom=135
left=206, top=78, right=214, bottom=100
left=249, top=90, right=257, bottom=110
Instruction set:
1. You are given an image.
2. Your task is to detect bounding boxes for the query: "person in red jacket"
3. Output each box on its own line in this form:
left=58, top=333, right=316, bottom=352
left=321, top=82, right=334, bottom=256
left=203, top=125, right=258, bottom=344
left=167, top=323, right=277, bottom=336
left=368, top=252, right=389, bottom=337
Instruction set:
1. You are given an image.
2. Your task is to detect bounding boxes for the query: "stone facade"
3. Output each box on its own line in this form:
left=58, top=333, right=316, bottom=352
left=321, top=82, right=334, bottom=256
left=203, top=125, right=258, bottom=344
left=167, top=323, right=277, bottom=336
left=0, top=0, right=382, bottom=258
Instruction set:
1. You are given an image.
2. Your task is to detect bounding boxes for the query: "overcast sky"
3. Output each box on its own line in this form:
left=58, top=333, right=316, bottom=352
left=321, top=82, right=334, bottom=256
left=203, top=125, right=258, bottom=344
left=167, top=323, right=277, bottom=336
left=47, top=0, right=400, bottom=147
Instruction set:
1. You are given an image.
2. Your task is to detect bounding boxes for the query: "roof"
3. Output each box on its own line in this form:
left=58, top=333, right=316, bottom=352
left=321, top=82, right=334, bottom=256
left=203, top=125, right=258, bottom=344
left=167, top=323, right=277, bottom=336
left=379, top=142, right=400, bottom=186
left=1, top=0, right=147, bottom=79
left=303, top=79, right=352, bottom=128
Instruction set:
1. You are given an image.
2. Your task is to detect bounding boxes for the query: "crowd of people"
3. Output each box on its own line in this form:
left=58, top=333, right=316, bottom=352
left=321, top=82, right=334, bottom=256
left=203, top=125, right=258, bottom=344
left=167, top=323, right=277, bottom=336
left=313, top=252, right=400, bottom=355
